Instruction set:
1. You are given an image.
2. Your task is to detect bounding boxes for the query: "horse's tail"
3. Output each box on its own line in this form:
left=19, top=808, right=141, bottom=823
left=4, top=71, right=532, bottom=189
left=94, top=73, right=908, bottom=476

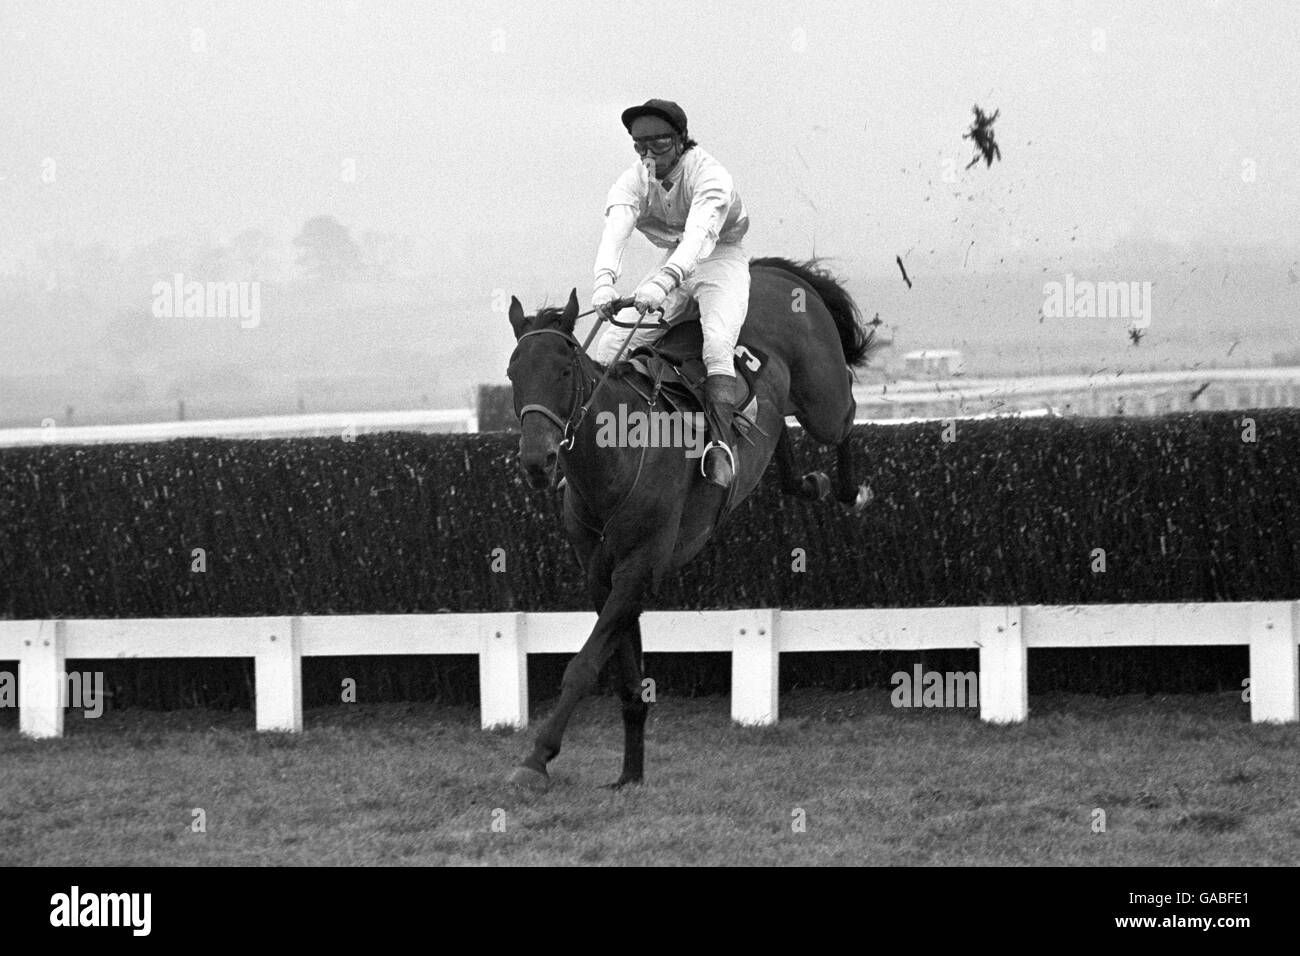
left=750, top=257, right=880, bottom=369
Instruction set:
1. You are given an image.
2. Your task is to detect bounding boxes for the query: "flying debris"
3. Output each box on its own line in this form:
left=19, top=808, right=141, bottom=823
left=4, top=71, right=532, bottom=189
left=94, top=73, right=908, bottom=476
left=963, top=105, right=1002, bottom=169
left=895, top=256, right=912, bottom=288
left=1128, top=326, right=1145, bottom=346
left=1190, top=382, right=1211, bottom=402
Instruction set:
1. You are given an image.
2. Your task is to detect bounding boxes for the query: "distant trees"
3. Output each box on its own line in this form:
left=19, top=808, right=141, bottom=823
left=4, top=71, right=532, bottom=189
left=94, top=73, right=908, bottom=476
left=292, top=215, right=365, bottom=280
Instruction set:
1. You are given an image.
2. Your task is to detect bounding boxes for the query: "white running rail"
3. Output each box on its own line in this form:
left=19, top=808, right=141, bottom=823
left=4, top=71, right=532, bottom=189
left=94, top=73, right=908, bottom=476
left=0, top=408, right=478, bottom=447
left=2, top=602, right=1295, bottom=738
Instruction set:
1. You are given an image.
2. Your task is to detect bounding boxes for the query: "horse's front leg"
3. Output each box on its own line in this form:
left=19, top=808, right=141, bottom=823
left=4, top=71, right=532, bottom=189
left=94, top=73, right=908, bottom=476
left=609, top=617, right=647, bottom=788
left=587, top=573, right=648, bottom=789
left=508, top=543, right=662, bottom=791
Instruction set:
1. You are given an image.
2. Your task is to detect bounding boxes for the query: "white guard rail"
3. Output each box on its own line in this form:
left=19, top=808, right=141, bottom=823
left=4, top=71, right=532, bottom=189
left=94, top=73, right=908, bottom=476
left=2, top=602, right=1296, bottom=738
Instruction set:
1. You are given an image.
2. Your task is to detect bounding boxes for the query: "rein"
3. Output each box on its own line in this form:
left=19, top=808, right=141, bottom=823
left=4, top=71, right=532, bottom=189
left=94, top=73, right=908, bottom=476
left=515, top=305, right=665, bottom=450
left=572, top=303, right=669, bottom=339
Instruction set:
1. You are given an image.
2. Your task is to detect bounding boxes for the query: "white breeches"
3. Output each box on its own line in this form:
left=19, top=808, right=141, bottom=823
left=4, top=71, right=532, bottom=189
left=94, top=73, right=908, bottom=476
left=596, top=242, right=750, bottom=378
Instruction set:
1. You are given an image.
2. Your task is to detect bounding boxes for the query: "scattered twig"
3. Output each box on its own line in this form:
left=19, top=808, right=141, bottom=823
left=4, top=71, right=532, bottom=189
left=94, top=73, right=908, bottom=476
left=895, top=255, right=912, bottom=289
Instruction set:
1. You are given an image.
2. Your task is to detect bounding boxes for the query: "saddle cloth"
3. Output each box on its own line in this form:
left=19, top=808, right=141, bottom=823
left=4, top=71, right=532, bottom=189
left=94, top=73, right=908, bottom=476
left=613, top=308, right=768, bottom=441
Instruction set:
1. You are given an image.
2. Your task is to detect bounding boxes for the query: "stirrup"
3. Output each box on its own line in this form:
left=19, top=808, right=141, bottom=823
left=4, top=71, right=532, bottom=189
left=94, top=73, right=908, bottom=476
left=700, top=440, right=735, bottom=483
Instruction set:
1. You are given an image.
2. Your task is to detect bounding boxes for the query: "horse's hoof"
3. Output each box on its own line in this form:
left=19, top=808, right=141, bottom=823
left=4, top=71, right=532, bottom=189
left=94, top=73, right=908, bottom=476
left=603, top=776, right=643, bottom=791
left=507, top=765, right=550, bottom=792
left=844, top=483, right=873, bottom=514
left=802, top=472, right=831, bottom=500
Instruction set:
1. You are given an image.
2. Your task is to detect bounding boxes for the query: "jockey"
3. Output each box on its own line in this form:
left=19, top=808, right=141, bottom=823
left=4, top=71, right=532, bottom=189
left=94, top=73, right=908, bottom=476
left=592, top=99, right=751, bottom=489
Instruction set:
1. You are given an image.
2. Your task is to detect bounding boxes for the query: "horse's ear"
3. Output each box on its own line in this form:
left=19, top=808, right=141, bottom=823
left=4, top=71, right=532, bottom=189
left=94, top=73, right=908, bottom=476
left=560, top=288, right=579, bottom=334
left=507, top=295, right=528, bottom=340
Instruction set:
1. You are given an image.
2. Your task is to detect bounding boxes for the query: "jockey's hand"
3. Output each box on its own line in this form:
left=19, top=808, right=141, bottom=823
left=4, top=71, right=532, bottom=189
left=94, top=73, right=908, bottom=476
left=591, top=284, right=618, bottom=318
left=633, top=275, right=672, bottom=315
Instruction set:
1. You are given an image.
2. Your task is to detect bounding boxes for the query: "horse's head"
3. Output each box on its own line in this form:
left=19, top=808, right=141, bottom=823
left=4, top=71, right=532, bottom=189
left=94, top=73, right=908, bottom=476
left=506, top=289, right=582, bottom=490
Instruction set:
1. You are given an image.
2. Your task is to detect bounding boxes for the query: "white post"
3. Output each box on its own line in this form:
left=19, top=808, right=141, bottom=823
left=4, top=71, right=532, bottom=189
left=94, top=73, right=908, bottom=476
left=19, top=620, right=65, bottom=739
left=979, top=606, right=1027, bottom=723
left=1248, top=602, right=1299, bottom=723
left=480, top=613, right=527, bottom=729
left=255, top=618, right=302, bottom=732
left=732, top=609, right=780, bottom=726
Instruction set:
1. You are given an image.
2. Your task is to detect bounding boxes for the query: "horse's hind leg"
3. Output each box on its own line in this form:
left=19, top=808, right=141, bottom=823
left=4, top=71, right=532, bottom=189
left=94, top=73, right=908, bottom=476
left=822, top=395, right=873, bottom=511
left=776, top=422, right=832, bottom=501
left=608, top=618, right=647, bottom=788
left=790, top=367, right=870, bottom=510
left=833, top=432, right=872, bottom=511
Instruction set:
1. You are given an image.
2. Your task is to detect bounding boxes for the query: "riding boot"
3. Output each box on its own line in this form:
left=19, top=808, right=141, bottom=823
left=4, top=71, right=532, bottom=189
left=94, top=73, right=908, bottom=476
left=702, top=373, right=737, bottom=488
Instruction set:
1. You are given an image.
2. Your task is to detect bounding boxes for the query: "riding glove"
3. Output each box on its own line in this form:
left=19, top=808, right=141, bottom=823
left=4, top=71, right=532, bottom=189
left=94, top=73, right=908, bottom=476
left=592, top=283, right=618, bottom=318
left=634, top=272, right=675, bottom=314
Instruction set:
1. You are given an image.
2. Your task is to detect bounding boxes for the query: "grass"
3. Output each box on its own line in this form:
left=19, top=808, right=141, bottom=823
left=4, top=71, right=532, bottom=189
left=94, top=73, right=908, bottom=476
left=2, top=689, right=1298, bottom=866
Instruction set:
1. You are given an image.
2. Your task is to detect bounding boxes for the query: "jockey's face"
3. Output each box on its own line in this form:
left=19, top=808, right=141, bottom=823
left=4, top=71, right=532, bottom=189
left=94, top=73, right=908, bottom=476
left=629, top=115, right=683, bottom=179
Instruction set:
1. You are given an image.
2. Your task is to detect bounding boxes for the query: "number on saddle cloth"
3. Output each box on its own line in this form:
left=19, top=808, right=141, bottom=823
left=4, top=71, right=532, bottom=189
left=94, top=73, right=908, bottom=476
left=623, top=315, right=768, bottom=430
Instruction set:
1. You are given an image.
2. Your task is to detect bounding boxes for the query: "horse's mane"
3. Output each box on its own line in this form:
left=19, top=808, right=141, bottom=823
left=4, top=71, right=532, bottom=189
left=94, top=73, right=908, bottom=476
left=531, top=305, right=569, bottom=329
left=750, top=256, right=880, bottom=368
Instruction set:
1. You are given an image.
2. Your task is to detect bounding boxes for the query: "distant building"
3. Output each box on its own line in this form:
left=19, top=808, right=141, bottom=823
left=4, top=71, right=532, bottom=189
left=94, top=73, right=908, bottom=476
left=903, top=349, right=964, bottom=378
left=1272, top=348, right=1300, bottom=367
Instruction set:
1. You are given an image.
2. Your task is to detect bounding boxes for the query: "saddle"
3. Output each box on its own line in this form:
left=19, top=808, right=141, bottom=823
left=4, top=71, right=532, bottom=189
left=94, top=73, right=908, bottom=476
left=614, top=304, right=768, bottom=442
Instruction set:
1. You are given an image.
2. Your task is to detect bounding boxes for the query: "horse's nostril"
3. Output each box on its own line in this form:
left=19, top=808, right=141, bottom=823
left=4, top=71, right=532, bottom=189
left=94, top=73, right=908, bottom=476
left=544, top=451, right=558, bottom=471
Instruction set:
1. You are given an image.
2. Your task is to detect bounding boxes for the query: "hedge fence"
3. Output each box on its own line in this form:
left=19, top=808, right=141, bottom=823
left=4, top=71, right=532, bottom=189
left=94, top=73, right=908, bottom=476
left=1, top=410, right=1295, bottom=709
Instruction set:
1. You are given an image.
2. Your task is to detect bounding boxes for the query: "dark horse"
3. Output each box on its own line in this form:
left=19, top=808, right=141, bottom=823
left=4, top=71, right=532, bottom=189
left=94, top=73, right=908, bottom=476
left=504, top=257, right=878, bottom=790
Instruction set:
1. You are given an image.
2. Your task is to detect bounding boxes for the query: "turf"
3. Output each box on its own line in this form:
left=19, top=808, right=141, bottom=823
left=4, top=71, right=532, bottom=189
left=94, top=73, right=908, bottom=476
left=2, top=689, right=1298, bottom=866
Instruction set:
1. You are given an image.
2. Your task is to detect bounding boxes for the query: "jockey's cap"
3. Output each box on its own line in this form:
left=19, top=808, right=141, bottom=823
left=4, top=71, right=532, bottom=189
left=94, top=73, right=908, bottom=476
left=621, top=99, right=688, bottom=136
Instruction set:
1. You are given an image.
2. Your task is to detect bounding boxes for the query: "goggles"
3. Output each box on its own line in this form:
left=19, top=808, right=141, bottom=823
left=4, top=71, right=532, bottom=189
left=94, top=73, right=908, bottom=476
left=632, top=134, right=679, bottom=156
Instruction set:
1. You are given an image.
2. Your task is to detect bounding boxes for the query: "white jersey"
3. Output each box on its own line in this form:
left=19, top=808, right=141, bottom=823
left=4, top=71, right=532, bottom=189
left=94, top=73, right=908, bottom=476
left=594, top=146, right=749, bottom=288
left=605, top=146, right=749, bottom=250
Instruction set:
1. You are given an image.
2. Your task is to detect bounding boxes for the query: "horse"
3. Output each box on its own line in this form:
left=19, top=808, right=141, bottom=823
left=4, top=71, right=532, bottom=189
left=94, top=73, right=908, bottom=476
left=504, top=257, right=880, bottom=791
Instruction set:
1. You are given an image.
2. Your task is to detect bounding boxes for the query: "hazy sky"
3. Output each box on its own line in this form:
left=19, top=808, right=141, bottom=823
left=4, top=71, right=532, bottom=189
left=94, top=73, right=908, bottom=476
left=4, top=0, right=1298, bottom=299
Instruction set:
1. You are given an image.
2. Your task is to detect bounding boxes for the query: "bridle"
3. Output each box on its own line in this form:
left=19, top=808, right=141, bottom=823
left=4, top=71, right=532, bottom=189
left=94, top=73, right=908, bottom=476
left=513, top=328, right=594, bottom=451
left=511, top=307, right=668, bottom=539
left=511, top=324, right=655, bottom=541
